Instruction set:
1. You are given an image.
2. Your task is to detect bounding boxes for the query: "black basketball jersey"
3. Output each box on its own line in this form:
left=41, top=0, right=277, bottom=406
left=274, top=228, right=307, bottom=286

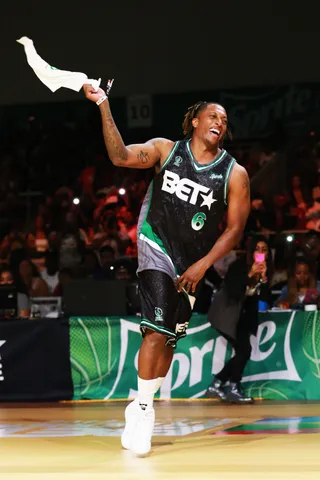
left=138, top=139, right=236, bottom=275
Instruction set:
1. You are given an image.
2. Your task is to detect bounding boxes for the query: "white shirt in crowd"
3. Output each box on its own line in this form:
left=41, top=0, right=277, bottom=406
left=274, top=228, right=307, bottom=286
left=40, top=269, right=59, bottom=294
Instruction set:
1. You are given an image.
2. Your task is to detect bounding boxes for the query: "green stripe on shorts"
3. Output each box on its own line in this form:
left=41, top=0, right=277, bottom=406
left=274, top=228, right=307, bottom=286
left=140, top=318, right=177, bottom=338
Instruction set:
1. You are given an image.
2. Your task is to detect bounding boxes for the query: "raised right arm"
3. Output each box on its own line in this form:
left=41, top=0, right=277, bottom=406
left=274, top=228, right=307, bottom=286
left=83, top=84, right=171, bottom=169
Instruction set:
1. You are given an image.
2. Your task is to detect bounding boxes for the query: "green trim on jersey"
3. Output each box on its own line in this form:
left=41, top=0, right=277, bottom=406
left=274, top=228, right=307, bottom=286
left=139, top=181, right=177, bottom=273
left=186, top=140, right=227, bottom=172
left=224, top=157, right=236, bottom=205
left=140, top=318, right=177, bottom=338
left=159, top=141, right=180, bottom=172
left=139, top=181, right=166, bottom=251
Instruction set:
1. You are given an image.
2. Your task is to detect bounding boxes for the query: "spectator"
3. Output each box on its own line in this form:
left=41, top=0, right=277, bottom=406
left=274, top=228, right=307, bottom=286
left=0, top=267, right=30, bottom=318
left=0, top=206, right=36, bottom=261
left=94, top=245, right=116, bottom=280
left=274, top=258, right=320, bottom=309
left=51, top=187, right=73, bottom=218
left=305, top=187, right=320, bottom=232
left=81, top=249, right=101, bottom=279
left=49, top=212, right=87, bottom=269
left=34, top=213, right=49, bottom=253
left=287, top=175, right=308, bottom=229
left=300, top=232, right=320, bottom=281
left=269, top=193, right=292, bottom=231
left=113, top=258, right=137, bottom=281
left=248, top=236, right=273, bottom=303
left=92, top=210, right=124, bottom=256
left=75, top=193, right=95, bottom=242
left=19, top=259, right=50, bottom=297
left=9, top=248, right=29, bottom=293
left=290, top=175, right=308, bottom=212
left=206, top=236, right=273, bottom=403
left=99, top=245, right=116, bottom=268
left=53, top=268, right=75, bottom=297
left=117, top=206, right=137, bottom=245
left=245, top=194, right=270, bottom=233
left=40, top=250, right=60, bottom=294
left=78, top=163, right=96, bottom=199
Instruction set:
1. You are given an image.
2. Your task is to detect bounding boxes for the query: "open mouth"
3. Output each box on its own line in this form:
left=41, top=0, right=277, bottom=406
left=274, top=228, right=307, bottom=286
left=210, top=128, right=220, bottom=137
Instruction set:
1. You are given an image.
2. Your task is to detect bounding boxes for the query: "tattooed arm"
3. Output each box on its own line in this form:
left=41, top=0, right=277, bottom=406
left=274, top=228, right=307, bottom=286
left=99, top=99, right=167, bottom=168
left=83, top=84, right=172, bottom=168
left=199, top=164, right=251, bottom=269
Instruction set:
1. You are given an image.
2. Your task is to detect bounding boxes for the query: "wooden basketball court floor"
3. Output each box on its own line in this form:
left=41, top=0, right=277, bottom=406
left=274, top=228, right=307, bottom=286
left=0, top=400, right=320, bottom=480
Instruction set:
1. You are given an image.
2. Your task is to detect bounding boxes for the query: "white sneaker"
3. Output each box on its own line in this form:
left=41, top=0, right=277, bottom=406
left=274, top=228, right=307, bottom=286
left=121, top=399, right=140, bottom=450
left=130, top=407, right=155, bottom=457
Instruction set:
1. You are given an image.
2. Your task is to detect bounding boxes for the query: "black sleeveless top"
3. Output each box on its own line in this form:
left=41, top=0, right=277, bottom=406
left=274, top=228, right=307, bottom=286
left=139, top=139, right=236, bottom=275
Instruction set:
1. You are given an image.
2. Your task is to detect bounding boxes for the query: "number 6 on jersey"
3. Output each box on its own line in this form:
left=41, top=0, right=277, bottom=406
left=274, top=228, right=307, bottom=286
left=192, top=212, right=207, bottom=231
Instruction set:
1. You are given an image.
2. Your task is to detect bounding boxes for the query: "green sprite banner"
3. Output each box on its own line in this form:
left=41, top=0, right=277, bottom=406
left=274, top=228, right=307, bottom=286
left=218, top=84, right=320, bottom=140
left=69, top=311, right=320, bottom=401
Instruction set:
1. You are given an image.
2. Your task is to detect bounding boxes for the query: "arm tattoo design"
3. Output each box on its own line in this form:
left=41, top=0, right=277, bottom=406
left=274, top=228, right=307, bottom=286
left=137, top=150, right=149, bottom=164
left=100, top=106, right=128, bottom=162
left=104, top=116, right=128, bottom=161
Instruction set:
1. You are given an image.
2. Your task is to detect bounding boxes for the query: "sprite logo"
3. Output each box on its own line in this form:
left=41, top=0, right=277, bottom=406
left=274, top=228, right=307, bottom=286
left=70, top=311, right=310, bottom=401
left=243, top=312, right=300, bottom=382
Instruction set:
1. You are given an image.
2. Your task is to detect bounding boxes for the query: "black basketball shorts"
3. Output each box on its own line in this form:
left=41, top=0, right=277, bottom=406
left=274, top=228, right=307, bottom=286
left=138, top=269, right=193, bottom=348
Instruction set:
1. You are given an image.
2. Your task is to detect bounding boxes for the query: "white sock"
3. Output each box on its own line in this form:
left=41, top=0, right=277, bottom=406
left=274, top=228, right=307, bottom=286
left=138, top=377, right=159, bottom=410
left=156, top=377, right=165, bottom=391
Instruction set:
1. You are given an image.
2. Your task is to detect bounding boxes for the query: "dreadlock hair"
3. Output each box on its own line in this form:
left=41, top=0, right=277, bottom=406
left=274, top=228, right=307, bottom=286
left=182, top=101, right=232, bottom=143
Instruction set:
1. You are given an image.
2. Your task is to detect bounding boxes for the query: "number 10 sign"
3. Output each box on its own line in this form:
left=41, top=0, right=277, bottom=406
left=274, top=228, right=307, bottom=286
left=127, top=94, right=153, bottom=128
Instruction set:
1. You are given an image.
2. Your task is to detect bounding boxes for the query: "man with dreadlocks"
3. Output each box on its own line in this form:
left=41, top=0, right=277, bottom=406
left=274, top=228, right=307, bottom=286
left=83, top=84, right=251, bottom=456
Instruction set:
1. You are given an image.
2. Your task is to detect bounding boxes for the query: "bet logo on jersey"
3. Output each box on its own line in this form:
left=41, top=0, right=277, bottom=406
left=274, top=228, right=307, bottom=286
left=161, top=170, right=216, bottom=210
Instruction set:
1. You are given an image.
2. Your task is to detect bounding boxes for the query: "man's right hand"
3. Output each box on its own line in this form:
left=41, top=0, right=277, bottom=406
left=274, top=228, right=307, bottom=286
left=83, top=84, right=106, bottom=103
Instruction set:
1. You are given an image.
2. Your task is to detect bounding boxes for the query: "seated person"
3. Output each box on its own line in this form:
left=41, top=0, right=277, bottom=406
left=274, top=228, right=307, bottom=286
left=40, top=250, right=59, bottom=294
left=274, top=258, right=320, bottom=309
left=53, top=268, right=75, bottom=297
left=0, top=267, right=30, bottom=318
left=19, top=259, right=50, bottom=298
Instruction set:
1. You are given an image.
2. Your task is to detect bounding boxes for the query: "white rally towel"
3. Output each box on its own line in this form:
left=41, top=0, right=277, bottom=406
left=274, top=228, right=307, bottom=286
left=17, top=36, right=101, bottom=92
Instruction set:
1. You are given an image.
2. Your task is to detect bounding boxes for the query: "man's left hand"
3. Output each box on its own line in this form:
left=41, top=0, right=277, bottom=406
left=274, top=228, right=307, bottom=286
left=176, top=258, right=209, bottom=294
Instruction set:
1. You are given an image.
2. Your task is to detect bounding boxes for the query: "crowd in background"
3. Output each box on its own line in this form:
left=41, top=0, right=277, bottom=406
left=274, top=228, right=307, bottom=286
left=1, top=107, right=320, bottom=318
